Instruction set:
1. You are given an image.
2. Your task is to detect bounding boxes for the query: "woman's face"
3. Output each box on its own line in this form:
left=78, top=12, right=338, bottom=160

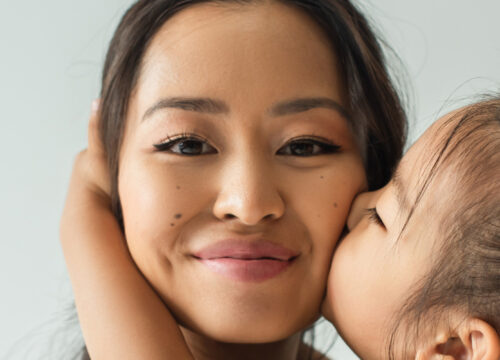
left=119, top=1, right=366, bottom=342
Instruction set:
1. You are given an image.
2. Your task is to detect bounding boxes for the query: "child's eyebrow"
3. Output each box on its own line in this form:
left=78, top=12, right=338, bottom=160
left=392, top=166, right=411, bottom=217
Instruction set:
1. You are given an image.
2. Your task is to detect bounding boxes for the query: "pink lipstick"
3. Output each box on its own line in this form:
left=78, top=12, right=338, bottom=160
left=193, top=239, right=299, bottom=282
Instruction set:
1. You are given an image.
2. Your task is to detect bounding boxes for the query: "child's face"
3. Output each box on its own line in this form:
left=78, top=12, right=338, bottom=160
left=322, top=116, right=454, bottom=359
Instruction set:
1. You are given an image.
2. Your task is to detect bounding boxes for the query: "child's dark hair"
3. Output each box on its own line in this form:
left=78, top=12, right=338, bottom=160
left=387, top=96, right=500, bottom=359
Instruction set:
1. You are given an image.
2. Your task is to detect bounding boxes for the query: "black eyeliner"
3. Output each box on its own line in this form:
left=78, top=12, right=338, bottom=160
left=277, top=136, right=342, bottom=156
left=153, top=133, right=214, bottom=156
left=153, top=133, right=210, bottom=152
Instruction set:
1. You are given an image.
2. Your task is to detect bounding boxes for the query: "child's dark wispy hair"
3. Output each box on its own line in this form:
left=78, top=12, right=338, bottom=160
left=387, top=94, right=500, bottom=359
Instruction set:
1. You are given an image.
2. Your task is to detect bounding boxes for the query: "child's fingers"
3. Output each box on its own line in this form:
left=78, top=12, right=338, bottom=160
left=88, top=99, right=105, bottom=157
left=85, top=99, right=112, bottom=196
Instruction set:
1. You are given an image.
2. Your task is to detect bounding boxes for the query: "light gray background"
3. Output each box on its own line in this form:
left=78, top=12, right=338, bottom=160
left=1, top=1, right=499, bottom=359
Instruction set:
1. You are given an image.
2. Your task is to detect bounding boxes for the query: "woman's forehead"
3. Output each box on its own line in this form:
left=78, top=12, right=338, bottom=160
left=143, top=1, right=333, bottom=58
left=134, top=1, right=342, bottom=107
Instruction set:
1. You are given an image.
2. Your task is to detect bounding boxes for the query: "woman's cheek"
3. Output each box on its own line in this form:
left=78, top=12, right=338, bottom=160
left=315, top=164, right=366, bottom=321
left=292, top=170, right=361, bottom=295
left=118, top=159, right=202, bottom=271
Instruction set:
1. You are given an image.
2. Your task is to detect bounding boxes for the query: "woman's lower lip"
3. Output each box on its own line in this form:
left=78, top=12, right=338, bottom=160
left=197, top=258, right=295, bottom=282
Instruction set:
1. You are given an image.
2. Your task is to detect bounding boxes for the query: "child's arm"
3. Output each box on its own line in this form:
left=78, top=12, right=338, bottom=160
left=60, top=101, right=193, bottom=360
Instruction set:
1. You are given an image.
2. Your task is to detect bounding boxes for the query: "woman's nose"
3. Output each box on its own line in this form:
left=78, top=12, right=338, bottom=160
left=346, top=190, right=379, bottom=231
left=212, top=157, right=285, bottom=226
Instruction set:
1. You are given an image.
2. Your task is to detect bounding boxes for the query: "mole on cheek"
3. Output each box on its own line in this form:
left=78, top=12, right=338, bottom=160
left=174, top=213, right=182, bottom=219
left=320, top=176, right=324, bottom=179
left=333, top=203, right=338, bottom=208
left=176, top=185, right=181, bottom=190
left=170, top=223, right=175, bottom=227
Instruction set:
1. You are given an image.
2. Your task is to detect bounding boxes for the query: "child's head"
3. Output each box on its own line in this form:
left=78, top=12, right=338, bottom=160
left=323, top=97, right=500, bottom=359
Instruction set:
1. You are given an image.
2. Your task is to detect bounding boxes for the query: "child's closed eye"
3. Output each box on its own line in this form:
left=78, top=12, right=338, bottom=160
left=365, top=208, right=386, bottom=228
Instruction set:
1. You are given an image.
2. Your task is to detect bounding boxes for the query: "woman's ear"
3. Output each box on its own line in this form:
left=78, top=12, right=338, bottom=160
left=416, top=318, right=500, bottom=360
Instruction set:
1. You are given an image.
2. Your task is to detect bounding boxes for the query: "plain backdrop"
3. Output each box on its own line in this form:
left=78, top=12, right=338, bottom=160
left=1, top=1, right=499, bottom=359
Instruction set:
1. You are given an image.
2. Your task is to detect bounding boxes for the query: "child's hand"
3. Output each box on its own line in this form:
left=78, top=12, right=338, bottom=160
left=60, top=99, right=114, bottom=253
left=60, top=101, right=193, bottom=360
left=86, top=99, right=110, bottom=195
left=68, top=99, right=110, bottom=208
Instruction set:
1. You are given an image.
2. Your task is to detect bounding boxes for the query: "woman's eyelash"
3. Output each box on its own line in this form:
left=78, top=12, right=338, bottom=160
left=366, top=208, right=385, bottom=227
left=277, top=136, right=341, bottom=157
left=153, top=134, right=341, bottom=157
left=153, top=133, right=216, bottom=155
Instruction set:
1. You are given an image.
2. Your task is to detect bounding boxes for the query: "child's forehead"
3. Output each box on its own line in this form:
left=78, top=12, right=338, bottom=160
left=418, top=110, right=463, bottom=149
left=395, top=109, right=468, bottom=224
left=402, top=107, right=468, bottom=175
left=396, top=102, right=497, bottom=229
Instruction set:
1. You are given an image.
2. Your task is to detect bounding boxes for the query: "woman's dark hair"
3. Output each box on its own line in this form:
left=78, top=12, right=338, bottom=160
left=98, top=0, right=408, bottom=226
left=386, top=96, right=500, bottom=359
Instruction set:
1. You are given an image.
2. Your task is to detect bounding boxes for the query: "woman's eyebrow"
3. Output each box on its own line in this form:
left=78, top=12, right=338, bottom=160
left=142, top=97, right=229, bottom=121
left=269, top=97, right=350, bottom=120
left=141, top=96, right=350, bottom=122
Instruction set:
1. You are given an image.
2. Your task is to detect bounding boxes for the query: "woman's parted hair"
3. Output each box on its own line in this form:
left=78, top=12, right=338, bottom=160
left=98, top=0, right=408, bottom=226
left=387, top=96, right=500, bottom=359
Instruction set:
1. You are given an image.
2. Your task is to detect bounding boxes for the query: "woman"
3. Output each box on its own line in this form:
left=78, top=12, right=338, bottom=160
left=60, top=0, right=407, bottom=358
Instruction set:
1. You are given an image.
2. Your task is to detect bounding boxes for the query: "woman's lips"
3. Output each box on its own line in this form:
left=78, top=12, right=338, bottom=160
left=192, top=239, right=299, bottom=282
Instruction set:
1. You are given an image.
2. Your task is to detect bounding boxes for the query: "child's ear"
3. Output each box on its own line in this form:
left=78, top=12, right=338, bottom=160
left=416, top=318, right=500, bottom=359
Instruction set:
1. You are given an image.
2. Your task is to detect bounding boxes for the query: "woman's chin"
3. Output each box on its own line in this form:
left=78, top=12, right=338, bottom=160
left=176, top=305, right=320, bottom=344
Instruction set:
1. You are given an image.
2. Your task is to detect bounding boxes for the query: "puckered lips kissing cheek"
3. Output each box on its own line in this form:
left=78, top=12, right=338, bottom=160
left=191, top=237, right=301, bottom=282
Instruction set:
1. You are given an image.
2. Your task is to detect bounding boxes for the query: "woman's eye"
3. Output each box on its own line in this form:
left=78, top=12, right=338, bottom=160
left=277, top=138, right=341, bottom=157
left=154, top=135, right=216, bottom=156
left=366, top=208, right=386, bottom=228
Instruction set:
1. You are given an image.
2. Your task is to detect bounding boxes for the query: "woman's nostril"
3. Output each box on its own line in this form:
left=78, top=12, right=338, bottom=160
left=221, top=212, right=277, bottom=224
left=263, top=214, right=275, bottom=221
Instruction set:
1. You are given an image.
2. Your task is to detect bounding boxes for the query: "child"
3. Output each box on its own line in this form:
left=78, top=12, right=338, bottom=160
left=61, top=96, right=500, bottom=359
left=322, top=97, right=500, bottom=359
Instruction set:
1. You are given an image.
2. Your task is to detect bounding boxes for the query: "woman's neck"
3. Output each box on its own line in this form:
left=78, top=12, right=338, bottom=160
left=180, top=327, right=307, bottom=360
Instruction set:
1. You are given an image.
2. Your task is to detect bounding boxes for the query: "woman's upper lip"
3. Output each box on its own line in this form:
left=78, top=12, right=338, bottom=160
left=192, top=239, right=299, bottom=261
